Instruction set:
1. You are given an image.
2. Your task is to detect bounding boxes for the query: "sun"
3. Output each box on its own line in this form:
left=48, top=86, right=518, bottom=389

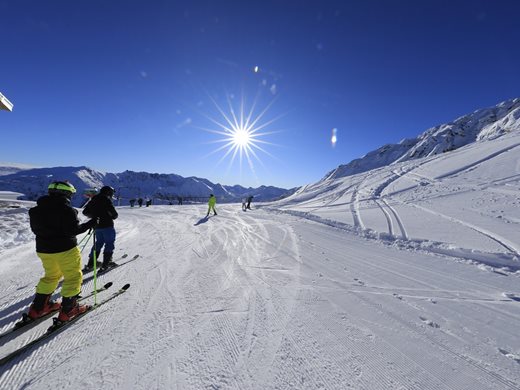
left=233, top=127, right=251, bottom=147
left=199, top=92, right=281, bottom=175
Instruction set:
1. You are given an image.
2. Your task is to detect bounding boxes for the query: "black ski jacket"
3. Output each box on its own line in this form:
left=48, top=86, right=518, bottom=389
left=29, top=195, right=96, bottom=253
left=82, top=194, right=118, bottom=228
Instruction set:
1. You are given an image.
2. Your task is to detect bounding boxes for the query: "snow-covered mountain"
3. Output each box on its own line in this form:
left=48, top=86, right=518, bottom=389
left=0, top=162, right=39, bottom=177
left=325, top=97, right=520, bottom=180
left=0, top=166, right=294, bottom=206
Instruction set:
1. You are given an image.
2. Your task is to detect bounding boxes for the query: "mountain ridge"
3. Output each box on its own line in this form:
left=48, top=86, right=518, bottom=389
left=0, top=166, right=294, bottom=206
left=325, top=97, right=520, bottom=181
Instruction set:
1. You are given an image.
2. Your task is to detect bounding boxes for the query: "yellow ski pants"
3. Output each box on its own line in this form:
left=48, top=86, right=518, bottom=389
left=35, top=246, right=83, bottom=298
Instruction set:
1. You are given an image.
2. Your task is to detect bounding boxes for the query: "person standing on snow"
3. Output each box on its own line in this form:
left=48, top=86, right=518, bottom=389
left=83, top=186, right=118, bottom=271
left=206, top=194, right=217, bottom=217
left=25, top=181, right=97, bottom=322
left=246, top=195, right=254, bottom=210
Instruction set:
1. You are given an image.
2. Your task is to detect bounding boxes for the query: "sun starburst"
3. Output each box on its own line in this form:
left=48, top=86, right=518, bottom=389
left=199, top=92, right=281, bottom=176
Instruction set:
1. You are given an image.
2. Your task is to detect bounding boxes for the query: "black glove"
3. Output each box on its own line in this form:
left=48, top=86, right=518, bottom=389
left=85, top=217, right=99, bottom=230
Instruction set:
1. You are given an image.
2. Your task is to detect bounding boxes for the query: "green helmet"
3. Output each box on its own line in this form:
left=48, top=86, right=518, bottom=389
left=48, top=181, right=77, bottom=197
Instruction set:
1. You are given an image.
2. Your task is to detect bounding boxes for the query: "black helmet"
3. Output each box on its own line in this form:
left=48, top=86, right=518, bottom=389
left=100, top=186, right=115, bottom=197
left=48, top=181, right=76, bottom=198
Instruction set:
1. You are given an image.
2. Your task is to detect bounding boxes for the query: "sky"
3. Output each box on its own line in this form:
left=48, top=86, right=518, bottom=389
left=1, top=0, right=519, bottom=189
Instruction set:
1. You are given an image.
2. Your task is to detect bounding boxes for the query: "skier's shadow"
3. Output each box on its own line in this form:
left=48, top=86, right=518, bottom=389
left=194, top=216, right=209, bottom=226
left=0, top=296, right=34, bottom=336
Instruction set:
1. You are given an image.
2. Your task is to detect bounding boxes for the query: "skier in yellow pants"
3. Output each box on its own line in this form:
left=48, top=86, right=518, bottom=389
left=25, top=181, right=98, bottom=322
left=35, top=247, right=83, bottom=298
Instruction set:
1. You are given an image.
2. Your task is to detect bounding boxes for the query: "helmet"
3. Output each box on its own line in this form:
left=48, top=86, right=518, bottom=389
left=48, top=181, right=76, bottom=198
left=100, top=186, right=115, bottom=197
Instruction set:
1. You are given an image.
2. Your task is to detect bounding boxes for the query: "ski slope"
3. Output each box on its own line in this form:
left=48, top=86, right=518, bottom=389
left=1, top=134, right=520, bottom=389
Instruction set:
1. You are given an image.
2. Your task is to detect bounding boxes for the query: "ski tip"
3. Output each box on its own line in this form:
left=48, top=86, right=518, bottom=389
left=122, top=283, right=130, bottom=290
left=104, top=282, right=113, bottom=288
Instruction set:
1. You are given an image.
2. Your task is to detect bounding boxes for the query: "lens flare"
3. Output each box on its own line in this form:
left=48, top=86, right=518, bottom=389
left=199, top=92, right=282, bottom=176
left=331, top=128, right=338, bottom=147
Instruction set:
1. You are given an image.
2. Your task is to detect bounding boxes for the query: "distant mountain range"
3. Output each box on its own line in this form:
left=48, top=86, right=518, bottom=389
left=0, top=165, right=295, bottom=206
left=324, top=97, right=520, bottom=181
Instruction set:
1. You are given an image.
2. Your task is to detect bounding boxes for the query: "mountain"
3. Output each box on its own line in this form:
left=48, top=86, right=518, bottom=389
left=0, top=162, right=39, bottom=176
left=0, top=166, right=294, bottom=206
left=270, top=111, right=520, bottom=265
left=325, top=97, right=520, bottom=180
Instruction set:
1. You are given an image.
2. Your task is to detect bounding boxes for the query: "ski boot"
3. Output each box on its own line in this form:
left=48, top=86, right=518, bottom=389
left=82, top=250, right=100, bottom=272
left=27, top=293, right=61, bottom=320
left=57, top=295, right=90, bottom=322
left=100, top=252, right=115, bottom=271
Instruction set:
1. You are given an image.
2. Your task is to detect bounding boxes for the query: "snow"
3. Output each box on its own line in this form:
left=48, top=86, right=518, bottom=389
left=1, top=114, right=520, bottom=388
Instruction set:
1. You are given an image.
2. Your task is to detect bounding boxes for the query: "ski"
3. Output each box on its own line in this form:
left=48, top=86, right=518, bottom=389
left=83, top=254, right=139, bottom=275
left=98, top=254, right=140, bottom=274
left=0, top=283, right=130, bottom=367
left=0, top=282, right=113, bottom=342
left=503, top=292, right=520, bottom=302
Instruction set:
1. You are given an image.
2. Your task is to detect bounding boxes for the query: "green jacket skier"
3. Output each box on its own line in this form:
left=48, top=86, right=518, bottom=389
left=206, top=194, right=217, bottom=217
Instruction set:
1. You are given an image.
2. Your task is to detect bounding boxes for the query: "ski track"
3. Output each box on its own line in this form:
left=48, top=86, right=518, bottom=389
left=350, top=175, right=367, bottom=230
left=435, top=142, right=520, bottom=180
left=409, top=202, right=520, bottom=256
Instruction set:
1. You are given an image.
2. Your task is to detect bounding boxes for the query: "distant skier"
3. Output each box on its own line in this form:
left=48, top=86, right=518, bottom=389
left=206, top=194, right=217, bottom=217
left=242, top=198, right=247, bottom=211
left=25, top=181, right=97, bottom=322
left=83, top=186, right=118, bottom=271
left=137, top=197, right=143, bottom=207
left=129, top=198, right=136, bottom=207
left=246, top=195, right=254, bottom=210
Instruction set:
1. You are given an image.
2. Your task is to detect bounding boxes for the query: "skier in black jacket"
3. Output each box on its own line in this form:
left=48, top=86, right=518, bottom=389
left=25, top=181, right=97, bottom=322
left=83, top=186, right=118, bottom=271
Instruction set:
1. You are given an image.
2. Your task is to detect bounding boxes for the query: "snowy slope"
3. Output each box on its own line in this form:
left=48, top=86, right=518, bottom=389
left=326, top=97, right=520, bottom=180
left=1, top=127, right=520, bottom=388
left=274, top=131, right=520, bottom=271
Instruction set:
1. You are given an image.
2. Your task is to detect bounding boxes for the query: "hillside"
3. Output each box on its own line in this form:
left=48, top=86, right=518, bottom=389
left=325, top=97, right=520, bottom=180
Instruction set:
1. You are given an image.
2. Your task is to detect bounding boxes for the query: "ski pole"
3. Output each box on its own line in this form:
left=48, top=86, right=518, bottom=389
left=78, top=228, right=94, bottom=252
left=93, top=230, right=98, bottom=305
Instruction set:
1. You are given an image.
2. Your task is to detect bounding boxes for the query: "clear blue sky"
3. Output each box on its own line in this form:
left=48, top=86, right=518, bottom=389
left=1, top=0, right=519, bottom=189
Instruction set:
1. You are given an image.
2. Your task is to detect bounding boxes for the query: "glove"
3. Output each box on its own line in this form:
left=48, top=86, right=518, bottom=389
left=85, top=217, right=99, bottom=229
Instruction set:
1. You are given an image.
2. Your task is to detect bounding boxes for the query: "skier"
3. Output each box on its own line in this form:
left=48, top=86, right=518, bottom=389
left=137, top=197, right=143, bottom=207
left=26, top=181, right=97, bottom=322
left=206, top=194, right=217, bottom=217
left=83, top=186, right=118, bottom=271
left=242, top=198, right=247, bottom=211
left=129, top=198, right=136, bottom=207
left=246, top=195, right=254, bottom=210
